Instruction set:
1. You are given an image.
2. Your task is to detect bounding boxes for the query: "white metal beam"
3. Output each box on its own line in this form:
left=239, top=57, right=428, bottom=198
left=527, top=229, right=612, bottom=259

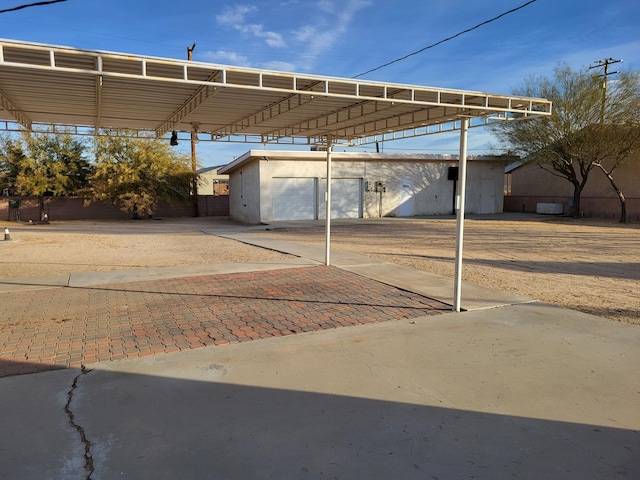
left=0, top=88, right=32, bottom=130
left=453, top=118, right=469, bottom=312
left=155, top=82, right=221, bottom=137
left=325, top=136, right=333, bottom=265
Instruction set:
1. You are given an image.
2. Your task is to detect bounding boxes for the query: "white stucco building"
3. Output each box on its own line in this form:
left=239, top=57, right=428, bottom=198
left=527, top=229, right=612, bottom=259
left=219, top=150, right=509, bottom=224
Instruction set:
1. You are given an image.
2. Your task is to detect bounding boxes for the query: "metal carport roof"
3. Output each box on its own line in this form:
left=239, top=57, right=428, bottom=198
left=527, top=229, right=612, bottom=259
left=0, top=39, right=551, bottom=145
left=0, top=38, right=552, bottom=311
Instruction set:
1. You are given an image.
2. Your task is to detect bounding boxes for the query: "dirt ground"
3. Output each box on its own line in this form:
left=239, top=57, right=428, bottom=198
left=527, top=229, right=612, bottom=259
left=1, top=214, right=638, bottom=325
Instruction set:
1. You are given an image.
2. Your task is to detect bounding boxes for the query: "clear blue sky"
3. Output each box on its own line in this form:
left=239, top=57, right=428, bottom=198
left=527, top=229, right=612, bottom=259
left=1, top=0, right=638, bottom=166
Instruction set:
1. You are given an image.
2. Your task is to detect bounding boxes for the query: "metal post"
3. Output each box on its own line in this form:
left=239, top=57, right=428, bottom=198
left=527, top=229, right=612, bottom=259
left=325, top=137, right=333, bottom=265
left=453, top=118, right=469, bottom=312
left=187, top=42, right=199, bottom=217
left=191, top=127, right=199, bottom=217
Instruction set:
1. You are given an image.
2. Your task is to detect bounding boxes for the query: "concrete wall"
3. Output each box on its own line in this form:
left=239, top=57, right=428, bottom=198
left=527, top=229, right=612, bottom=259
left=504, top=196, right=640, bottom=221
left=1, top=196, right=229, bottom=221
left=224, top=151, right=507, bottom=224
left=198, top=195, right=229, bottom=217
left=228, top=161, right=261, bottom=224
left=511, top=155, right=640, bottom=198
left=507, top=153, right=640, bottom=219
left=362, top=161, right=451, bottom=217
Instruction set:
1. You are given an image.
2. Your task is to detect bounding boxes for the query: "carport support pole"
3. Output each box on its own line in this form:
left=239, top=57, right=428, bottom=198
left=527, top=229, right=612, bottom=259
left=325, top=136, right=333, bottom=265
left=453, top=118, right=469, bottom=312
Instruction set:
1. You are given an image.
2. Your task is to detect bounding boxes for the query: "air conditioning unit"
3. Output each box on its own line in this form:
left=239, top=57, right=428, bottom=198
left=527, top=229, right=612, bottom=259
left=536, top=203, right=564, bottom=215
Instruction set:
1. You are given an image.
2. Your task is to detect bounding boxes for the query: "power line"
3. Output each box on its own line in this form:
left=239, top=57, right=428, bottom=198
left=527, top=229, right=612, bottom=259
left=0, top=0, right=67, bottom=14
left=353, top=0, right=538, bottom=79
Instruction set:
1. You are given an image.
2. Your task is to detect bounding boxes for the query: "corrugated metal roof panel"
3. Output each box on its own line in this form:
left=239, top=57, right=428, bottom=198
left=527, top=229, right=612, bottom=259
left=0, top=39, right=552, bottom=144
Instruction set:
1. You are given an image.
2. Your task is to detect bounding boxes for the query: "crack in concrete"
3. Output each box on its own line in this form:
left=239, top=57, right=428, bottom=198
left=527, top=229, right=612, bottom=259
left=64, top=365, right=94, bottom=479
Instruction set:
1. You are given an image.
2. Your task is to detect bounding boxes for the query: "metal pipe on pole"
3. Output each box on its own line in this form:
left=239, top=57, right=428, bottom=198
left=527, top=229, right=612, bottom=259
left=325, top=136, right=333, bottom=266
left=453, top=118, right=469, bottom=312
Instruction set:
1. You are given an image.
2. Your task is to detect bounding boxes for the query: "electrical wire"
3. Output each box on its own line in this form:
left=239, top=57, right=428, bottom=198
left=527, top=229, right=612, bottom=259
left=353, top=0, right=538, bottom=79
left=0, top=0, right=67, bottom=14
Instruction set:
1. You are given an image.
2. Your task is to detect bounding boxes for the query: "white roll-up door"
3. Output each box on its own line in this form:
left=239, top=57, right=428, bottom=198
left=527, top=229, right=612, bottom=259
left=318, top=178, right=362, bottom=219
left=272, top=177, right=316, bottom=221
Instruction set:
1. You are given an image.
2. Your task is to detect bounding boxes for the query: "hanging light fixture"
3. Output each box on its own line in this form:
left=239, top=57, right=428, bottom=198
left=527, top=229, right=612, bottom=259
left=170, top=131, right=179, bottom=146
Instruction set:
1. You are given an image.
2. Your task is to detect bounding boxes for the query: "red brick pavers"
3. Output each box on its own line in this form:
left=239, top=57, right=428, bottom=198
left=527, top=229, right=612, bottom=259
left=0, top=266, right=450, bottom=377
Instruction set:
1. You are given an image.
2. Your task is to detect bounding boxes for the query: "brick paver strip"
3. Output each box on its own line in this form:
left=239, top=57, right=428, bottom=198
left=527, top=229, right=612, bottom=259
left=0, top=266, right=449, bottom=377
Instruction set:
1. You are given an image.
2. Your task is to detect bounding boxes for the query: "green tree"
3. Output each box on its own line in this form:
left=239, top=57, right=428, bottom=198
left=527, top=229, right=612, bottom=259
left=494, top=64, right=640, bottom=220
left=0, top=134, right=25, bottom=195
left=17, top=132, right=91, bottom=197
left=86, top=134, right=194, bottom=218
left=0, top=132, right=91, bottom=218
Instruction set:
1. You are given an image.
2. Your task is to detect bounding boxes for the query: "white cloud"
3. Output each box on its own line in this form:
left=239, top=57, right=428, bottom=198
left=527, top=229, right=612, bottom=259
left=216, top=5, right=286, bottom=48
left=210, top=0, right=372, bottom=73
left=201, top=51, right=296, bottom=72
left=262, top=60, right=297, bottom=72
left=294, top=25, right=316, bottom=43
left=293, top=0, right=371, bottom=70
left=202, top=50, right=252, bottom=67
left=246, top=24, right=286, bottom=48
left=216, top=5, right=257, bottom=26
left=317, top=0, right=335, bottom=13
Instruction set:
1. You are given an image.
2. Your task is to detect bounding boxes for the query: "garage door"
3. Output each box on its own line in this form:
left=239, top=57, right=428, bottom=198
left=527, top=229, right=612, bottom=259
left=272, top=177, right=316, bottom=221
left=319, top=178, right=362, bottom=219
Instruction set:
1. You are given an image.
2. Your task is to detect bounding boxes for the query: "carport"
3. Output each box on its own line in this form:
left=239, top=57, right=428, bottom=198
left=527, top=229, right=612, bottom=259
left=0, top=38, right=551, bottom=310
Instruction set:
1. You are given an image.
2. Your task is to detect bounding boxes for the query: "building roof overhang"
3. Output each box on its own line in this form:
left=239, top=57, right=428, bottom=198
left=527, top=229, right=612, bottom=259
left=0, top=39, right=551, bottom=147
left=218, top=150, right=514, bottom=174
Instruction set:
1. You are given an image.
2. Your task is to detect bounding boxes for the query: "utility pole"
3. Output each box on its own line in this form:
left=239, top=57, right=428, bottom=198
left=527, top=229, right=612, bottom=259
left=589, top=57, right=622, bottom=123
left=187, top=41, right=199, bottom=217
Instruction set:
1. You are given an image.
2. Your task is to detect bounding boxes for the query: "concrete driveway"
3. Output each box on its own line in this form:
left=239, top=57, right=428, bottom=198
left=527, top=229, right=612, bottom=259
left=1, top=232, right=639, bottom=479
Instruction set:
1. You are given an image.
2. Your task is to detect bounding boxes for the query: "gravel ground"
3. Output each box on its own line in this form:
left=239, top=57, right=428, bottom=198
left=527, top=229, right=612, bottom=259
left=1, top=214, right=638, bottom=325
left=0, top=217, right=290, bottom=278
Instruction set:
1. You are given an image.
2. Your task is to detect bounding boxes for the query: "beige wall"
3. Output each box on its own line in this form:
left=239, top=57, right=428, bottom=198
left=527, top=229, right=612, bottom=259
left=511, top=153, right=640, bottom=198
left=507, top=153, right=640, bottom=219
left=198, top=169, right=229, bottom=195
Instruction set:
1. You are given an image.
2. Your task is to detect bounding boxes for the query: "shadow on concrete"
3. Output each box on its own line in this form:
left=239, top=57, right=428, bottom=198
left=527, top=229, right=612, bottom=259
left=1, top=361, right=638, bottom=480
left=0, top=280, right=449, bottom=311
left=0, top=358, right=67, bottom=377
